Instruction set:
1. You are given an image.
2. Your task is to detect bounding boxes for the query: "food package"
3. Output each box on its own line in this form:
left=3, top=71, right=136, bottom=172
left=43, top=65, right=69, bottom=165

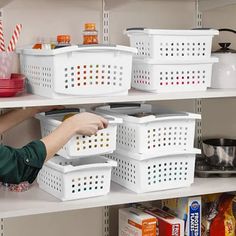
left=144, top=207, right=185, bottom=236
left=119, top=207, right=157, bottom=236
left=202, top=193, right=236, bottom=236
left=162, top=197, right=201, bottom=236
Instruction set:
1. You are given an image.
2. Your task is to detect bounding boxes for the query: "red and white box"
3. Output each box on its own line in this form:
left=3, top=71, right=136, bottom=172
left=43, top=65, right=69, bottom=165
left=145, top=208, right=184, bottom=236
left=119, top=207, right=157, bottom=236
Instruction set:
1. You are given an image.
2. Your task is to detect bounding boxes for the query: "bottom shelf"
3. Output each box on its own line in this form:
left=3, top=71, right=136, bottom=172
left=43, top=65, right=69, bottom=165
left=0, top=178, right=235, bottom=219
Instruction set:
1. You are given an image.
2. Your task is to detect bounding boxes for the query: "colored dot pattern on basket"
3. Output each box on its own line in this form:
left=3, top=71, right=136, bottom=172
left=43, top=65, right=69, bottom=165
left=76, top=132, right=110, bottom=151
left=64, top=64, right=124, bottom=89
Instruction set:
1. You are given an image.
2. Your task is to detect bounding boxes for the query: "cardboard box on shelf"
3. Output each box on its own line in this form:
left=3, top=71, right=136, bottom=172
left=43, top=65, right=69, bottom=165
left=144, top=207, right=185, bottom=236
left=119, top=207, right=157, bottom=236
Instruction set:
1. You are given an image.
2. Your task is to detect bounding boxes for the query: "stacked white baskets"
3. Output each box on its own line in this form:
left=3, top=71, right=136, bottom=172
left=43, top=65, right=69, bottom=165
left=18, top=45, right=137, bottom=98
left=97, top=103, right=201, bottom=193
left=125, top=28, right=219, bottom=93
left=36, top=109, right=122, bottom=201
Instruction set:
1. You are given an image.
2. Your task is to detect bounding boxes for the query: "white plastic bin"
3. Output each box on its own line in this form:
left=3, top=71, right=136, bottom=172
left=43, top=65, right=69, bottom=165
left=37, top=155, right=117, bottom=201
left=35, top=109, right=122, bottom=159
left=125, top=28, right=219, bottom=60
left=19, top=45, right=137, bottom=98
left=97, top=104, right=201, bottom=159
left=106, top=150, right=199, bottom=193
left=132, top=58, right=218, bottom=93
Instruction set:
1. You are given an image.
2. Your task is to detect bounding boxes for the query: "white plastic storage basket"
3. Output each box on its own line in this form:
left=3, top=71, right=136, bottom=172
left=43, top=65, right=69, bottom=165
left=132, top=58, right=218, bottom=93
left=125, top=28, right=219, bottom=60
left=19, top=45, right=137, bottom=98
left=35, top=109, right=122, bottom=159
left=37, top=155, right=117, bottom=201
left=97, top=104, right=201, bottom=159
left=106, top=150, right=199, bottom=193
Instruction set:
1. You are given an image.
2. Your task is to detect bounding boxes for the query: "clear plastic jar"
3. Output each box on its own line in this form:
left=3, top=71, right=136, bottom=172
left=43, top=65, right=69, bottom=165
left=83, top=23, right=98, bottom=45
left=55, top=35, right=71, bottom=49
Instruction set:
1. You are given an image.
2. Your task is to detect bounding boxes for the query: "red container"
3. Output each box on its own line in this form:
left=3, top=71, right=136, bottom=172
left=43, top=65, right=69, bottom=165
left=0, top=73, right=25, bottom=97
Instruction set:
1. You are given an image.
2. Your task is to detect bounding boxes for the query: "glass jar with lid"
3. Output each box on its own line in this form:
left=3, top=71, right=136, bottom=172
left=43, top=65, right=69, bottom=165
left=83, top=23, right=98, bottom=45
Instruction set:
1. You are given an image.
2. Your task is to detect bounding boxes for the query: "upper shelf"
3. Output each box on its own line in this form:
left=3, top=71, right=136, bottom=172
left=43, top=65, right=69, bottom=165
left=0, top=178, right=236, bottom=218
left=1, top=89, right=236, bottom=108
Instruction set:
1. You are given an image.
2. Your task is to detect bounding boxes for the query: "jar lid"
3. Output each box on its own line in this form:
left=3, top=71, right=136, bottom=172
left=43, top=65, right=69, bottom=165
left=84, top=23, right=96, bottom=31
left=57, top=35, right=71, bottom=43
left=214, top=42, right=236, bottom=53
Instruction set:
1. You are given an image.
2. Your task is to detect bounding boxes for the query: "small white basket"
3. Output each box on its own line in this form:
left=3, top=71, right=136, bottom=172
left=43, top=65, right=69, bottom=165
left=132, top=58, right=218, bottom=93
left=35, top=110, right=122, bottom=159
left=18, top=45, right=137, bottom=98
left=125, top=28, right=219, bottom=60
left=37, top=155, right=117, bottom=201
left=97, top=104, right=201, bottom=159
left=106, top=150, right=199, bottom=193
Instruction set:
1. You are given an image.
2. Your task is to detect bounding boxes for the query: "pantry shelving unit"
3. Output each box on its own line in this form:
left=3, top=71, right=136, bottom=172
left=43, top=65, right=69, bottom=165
left=1, top=0, right=236, bottom=235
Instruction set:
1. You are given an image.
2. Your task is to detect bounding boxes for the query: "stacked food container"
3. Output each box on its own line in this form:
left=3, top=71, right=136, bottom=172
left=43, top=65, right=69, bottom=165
left=18, top=45, right=137, bottom=98
left=97, top=103, right=201, bottom=193
left=125, top=28, right=219, bottom=93
left=36, top=109, right=122, bottom=201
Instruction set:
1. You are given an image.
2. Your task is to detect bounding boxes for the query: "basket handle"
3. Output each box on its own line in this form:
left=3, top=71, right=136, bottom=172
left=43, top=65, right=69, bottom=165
left=46, top=158, right=117, bottom=173
left=108, top=103, right=142, bottom=109
left=35, top=111, right=122, bottom=126
left=73, top=45, right=137, bottom=54
left=127, top=112, right=201, bottom=124
left=126, top=27, right=145, bottom=31
left=152, top=112, right=201, bottom=121
left=45, top=108, right=81, bottom=116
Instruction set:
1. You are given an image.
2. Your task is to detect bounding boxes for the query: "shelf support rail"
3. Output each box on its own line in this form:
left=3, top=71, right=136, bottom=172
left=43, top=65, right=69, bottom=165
left=194, top=0, right=203, bottom=149
left=0, top=219, right=4, bottom=236
left=102, top=1, right=110, bottom=235
left=102, top=0, right=110, bottom=44
left=195, top=0, right=203, bottom=28
left=102, top=206, right=110, bottom=236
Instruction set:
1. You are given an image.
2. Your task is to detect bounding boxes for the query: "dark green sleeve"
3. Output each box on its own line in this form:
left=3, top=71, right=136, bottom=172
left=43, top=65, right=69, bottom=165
left=0, top=140, right=47, bottom=184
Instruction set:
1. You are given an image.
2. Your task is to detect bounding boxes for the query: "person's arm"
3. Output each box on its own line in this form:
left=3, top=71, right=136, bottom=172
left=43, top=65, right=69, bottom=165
left=0, top=112, right=108, bottom=184
left=0, top=140, right=46, bottom=184
left=0, top=106, right=63, bottom=134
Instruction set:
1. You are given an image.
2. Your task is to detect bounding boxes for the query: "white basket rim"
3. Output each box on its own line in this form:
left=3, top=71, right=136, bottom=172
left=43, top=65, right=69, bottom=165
left=17, top=45, right=137, bottom=56
left=45, top=155, right=117, bottom=173
left=125, top=28, right=219, bottom=36
left=115, top=148, right=201, bottom=161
